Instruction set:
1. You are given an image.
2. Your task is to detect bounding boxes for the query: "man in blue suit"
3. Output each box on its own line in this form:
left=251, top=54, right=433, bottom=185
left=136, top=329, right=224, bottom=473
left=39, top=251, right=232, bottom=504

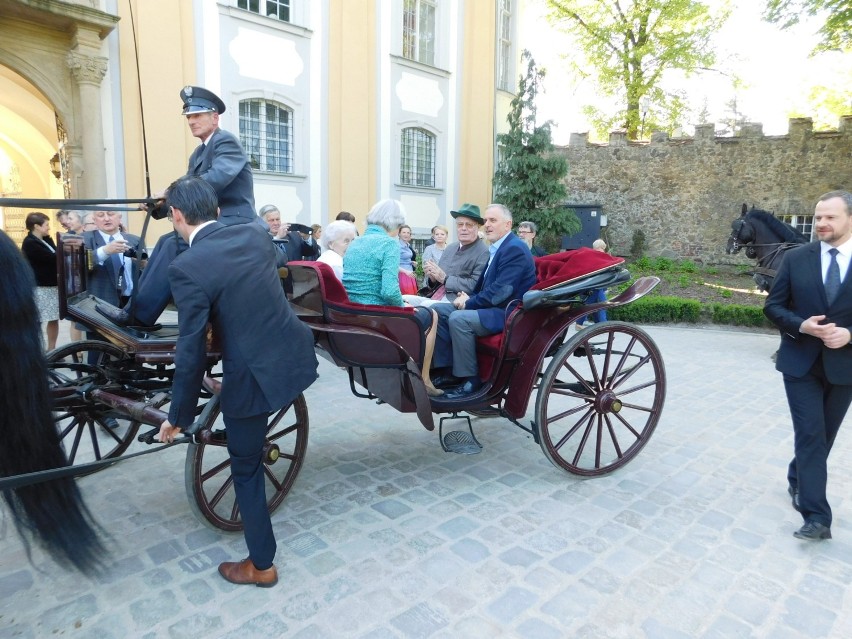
left=764, top=190, right=852, bottom=541
left=431, top=203, right=536, bottom=399
left=97, top=86, right=256, bottom=328
left=157, top=176, right=318, bottom=585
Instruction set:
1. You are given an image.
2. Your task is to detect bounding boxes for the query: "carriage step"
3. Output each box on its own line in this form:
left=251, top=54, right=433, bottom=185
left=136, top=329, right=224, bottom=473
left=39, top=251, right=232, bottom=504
left=439, top=412, right=482, bottom=454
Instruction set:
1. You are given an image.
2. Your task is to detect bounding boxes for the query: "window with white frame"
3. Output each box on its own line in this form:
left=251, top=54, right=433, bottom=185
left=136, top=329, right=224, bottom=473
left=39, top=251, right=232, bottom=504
left=400, top=127, right=436, bottom=188
left=239, top=99, right=294, bottom=174
left=779, top=214, right=814, bottom=239
left=237, top=0, right=290, bottom=22
left=402, top=0, right=436, bottom=66
left=497, top=0, right=513, bottom=91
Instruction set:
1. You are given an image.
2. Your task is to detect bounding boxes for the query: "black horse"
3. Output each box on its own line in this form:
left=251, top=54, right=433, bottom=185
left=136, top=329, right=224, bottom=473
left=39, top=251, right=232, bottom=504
left=726, top=205, right=808, bottom=292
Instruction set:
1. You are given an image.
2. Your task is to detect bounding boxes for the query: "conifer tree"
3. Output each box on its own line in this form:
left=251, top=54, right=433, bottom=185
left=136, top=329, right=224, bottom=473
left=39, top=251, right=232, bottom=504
left=493, top=51, right=580, bottom=252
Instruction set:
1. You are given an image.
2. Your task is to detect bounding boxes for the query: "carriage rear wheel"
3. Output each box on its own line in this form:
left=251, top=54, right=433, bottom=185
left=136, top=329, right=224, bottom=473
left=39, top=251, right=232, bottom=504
left=184, top=393, right=309, bottom=531
left=535, top=322, right=665, bottom=476
left=46, top=340, right=141, bottom=473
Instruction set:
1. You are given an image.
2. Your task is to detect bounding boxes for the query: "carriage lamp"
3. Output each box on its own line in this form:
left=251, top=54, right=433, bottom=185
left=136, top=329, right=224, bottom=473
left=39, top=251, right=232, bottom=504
left=49, top=153, right=61, bottom=180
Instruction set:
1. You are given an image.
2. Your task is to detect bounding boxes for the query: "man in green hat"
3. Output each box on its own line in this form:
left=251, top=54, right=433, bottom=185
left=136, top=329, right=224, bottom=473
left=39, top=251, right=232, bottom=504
left=408, top=203, right=489, bottom=307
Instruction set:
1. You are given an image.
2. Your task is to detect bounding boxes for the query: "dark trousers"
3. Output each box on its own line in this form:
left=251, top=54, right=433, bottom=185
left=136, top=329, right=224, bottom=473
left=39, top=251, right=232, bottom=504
left=784, top=356, right=852, bottom=527
left=225, top=412, right=276, bottom=569
left=431, top=303, right=493, bottom=377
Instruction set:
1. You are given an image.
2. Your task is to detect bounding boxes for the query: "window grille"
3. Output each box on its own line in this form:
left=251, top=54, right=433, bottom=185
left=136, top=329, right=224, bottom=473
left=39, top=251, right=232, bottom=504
left=402, top=0, right=436, bottom=65
left=779, top=214, right=814, bottom=239
left=239, top=99, right=294, bottom=174
left=400, top=127, right=436, bottom=188
left=238, top=0, right=290, bottom=22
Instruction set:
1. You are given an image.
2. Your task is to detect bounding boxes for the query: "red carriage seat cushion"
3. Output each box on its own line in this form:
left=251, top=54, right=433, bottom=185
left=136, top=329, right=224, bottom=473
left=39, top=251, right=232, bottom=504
left=298, top=261, right=417, bottom=316
left=531, top=248, right=624, bottom=291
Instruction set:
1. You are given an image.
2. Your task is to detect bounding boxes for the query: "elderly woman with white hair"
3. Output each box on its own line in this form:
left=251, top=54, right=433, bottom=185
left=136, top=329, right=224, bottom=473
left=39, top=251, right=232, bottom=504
left=343, top=199, right=442, bottom=395
left=317, top=220, right=357, bottom=281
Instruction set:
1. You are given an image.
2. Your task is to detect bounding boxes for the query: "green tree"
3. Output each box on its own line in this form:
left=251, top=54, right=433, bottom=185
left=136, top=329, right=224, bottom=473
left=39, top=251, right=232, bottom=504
left=493, top=51, right=580, bottom=252
left=764, top=0, right=852, bottom=52
left=546, top=0, right=729, bottom=140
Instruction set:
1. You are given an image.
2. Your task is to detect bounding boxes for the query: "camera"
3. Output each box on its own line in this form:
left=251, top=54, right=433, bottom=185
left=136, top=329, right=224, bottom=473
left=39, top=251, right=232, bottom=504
left=124, top=247, right=148, bottom=260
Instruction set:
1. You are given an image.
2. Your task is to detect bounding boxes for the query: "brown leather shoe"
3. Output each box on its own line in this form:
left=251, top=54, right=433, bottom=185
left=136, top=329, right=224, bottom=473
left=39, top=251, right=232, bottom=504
left=218, top=558, right=278, bottom=587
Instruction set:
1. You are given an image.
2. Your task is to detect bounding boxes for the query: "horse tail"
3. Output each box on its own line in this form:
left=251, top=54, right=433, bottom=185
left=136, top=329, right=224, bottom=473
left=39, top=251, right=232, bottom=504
left=0, top=230, right=107, bottom=576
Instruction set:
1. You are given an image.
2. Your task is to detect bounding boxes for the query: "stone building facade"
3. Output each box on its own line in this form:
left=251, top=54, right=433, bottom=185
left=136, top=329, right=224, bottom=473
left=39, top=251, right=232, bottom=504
left=559, top=117, right=852, bottom=263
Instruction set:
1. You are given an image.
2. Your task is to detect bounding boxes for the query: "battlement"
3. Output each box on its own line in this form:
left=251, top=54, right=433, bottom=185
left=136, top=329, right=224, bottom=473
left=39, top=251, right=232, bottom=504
left=566, top=116, right=852, bottom=148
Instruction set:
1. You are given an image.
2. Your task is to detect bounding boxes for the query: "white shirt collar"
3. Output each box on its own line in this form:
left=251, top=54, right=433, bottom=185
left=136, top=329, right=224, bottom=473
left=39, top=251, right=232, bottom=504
left=821, top=235, right=852, bottom=257
left=189, top=220, right=217, bottom=246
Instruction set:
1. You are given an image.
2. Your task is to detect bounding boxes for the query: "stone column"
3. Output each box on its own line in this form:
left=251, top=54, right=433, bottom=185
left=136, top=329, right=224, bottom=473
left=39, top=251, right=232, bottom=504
left=66, top=48, right=108, bottom=198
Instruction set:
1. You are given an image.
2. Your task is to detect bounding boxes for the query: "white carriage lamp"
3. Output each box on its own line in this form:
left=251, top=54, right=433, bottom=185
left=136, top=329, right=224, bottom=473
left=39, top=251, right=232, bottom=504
left=49, top=152, right=61, bottom=180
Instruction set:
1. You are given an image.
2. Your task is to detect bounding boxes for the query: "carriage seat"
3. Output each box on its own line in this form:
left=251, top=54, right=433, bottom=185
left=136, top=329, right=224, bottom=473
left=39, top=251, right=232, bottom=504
left=289, top=261, right=429, bottom=364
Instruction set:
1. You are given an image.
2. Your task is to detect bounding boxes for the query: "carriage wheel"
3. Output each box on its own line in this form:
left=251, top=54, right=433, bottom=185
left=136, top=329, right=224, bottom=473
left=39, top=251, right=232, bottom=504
left=535, top=322, right=665, bottom=476
left=184, top=394, right=309, bottom=532
left=46, top=340, right=141, bottom=473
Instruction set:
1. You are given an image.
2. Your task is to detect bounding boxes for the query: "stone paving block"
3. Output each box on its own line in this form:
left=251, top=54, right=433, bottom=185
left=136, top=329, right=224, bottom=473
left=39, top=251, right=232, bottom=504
left=498, top=546, right=542, bottom=568
left=449, top=538, right=490, bottom=563
left=0, top=570, right=32, bottom=599
left=485, top=586, right=538, bottom=624
left=515, top=617, right=564, bottom=639
left=436, top=516, right=478, bottom=539
left=782, top=594, right=837, bottom=636
left=390, top=602, right=449, bottom=638
left=549, top=549, right=594, bottom=574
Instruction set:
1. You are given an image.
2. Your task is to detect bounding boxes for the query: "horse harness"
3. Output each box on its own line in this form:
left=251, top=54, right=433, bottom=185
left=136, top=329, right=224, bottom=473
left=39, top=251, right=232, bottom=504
left=729, top=218, right=801, bottom=280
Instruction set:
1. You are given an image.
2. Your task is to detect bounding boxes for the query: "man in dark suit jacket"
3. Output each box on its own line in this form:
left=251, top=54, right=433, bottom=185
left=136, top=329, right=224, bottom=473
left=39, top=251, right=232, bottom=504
left=764, top=190, right=852, bottom=541
left=97, top=86, right=256, bottom=328
left=157, top=176, right=318, bottom=586
left=82, top=211, right=142, bottom=309
left=431, top=203, right=536, bottom=399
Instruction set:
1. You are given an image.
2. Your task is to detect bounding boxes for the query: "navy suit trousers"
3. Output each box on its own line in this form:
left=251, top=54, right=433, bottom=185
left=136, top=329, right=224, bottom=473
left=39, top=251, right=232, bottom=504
left=225, top=412, right=276, bottom=570
left=784, top=355, right=852, bottom=527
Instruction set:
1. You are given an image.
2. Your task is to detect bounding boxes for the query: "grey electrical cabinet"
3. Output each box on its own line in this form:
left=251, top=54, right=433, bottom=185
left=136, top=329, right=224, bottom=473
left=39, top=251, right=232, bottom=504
left=561, top=204, right=605, bottom=250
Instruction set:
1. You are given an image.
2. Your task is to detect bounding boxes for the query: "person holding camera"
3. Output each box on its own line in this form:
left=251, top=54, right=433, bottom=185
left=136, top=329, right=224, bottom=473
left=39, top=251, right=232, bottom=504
left=83, top=210, right=143, bottom=334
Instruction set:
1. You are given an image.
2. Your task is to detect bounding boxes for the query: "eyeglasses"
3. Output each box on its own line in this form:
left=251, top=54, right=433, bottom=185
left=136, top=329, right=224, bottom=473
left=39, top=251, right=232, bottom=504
left=456, top=222, right=477, bottom=229
left=517, top=229, right=533, bottom=234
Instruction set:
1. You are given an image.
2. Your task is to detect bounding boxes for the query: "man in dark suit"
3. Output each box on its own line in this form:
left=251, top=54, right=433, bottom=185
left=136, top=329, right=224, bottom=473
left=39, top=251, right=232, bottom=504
left=97, top=85, right=256, bottom=328
left=82, top=210, right=143, bottom=330
left=764, top=190, right=852, bottom=541
left=157, top=176, right=318, bottom=585
left=431, top=203, right=536, bottom=399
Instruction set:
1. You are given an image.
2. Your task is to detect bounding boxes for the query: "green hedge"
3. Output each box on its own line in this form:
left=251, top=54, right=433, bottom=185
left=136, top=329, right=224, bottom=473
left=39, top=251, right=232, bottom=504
left=610, top=296, right=701, bottom=323
left=610, top=296, right=772, bottom=327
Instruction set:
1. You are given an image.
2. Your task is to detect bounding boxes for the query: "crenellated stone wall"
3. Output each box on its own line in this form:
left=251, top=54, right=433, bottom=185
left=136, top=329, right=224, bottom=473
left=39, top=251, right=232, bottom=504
left=558, top=116, right=852, bottom=263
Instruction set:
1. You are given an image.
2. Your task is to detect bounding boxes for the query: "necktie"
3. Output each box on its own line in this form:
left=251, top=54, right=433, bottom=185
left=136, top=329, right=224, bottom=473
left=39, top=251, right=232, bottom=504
left=825, top=248, right=841, bottom=306
left=109, top=235, right=124, bottom=292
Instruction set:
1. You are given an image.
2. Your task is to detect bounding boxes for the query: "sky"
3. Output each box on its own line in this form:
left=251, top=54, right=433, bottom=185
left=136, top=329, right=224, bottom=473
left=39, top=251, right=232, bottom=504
left=520, top=1, right=851, bottom=144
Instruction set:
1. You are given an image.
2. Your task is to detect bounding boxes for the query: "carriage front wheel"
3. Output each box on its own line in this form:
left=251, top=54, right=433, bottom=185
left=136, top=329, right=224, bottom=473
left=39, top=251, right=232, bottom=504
left=535, top=322, right=665, bottom=476
left=46, top=340, right=142, bottom=472
left=184, top=393, right=309, bottom=531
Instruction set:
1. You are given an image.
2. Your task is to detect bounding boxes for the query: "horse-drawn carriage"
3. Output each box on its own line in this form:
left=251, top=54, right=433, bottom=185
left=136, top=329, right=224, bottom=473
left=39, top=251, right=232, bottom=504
left=37, top=230, right=667, bottom=532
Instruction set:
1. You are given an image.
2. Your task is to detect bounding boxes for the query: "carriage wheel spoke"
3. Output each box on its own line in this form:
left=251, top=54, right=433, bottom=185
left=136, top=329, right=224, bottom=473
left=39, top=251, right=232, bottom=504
left=604, top=414, right=624, bottom=459
left=87, top=419, right=103, bottom=460
left=570, top=414, right=596, bottom=466
left=200, top=458, right=232, bottom=483
left=263, top=465, right=283, bottom=493
left=206, top=474, right=235, bottom=510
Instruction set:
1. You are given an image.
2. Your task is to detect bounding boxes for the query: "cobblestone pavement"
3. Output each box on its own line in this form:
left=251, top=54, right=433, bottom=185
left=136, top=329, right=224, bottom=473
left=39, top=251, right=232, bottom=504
left=2, top=324, right=852, bottom=638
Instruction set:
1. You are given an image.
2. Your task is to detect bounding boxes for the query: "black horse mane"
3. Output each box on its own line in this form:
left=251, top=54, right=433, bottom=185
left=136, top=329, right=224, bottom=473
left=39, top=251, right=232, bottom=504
left=0, top=230, right=106, bottom=575
left=746, top=208, right=808, bottom=243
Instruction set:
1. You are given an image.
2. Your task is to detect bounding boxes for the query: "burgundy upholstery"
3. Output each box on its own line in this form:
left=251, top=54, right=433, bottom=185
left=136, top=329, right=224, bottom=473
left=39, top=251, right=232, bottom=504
left=302, top=261, right=417, bottom=317
left=531, top=248, right=624, bottom=291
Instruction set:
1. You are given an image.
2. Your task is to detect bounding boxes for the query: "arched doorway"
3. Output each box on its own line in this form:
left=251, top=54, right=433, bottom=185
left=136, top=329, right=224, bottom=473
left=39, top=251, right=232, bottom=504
left=0, top=65, right=66, bottom=242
